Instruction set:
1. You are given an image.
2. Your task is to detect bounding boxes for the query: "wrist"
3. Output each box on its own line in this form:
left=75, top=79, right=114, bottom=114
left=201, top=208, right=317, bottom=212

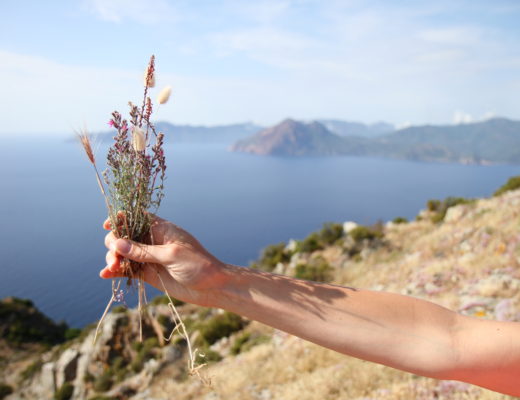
left=202, top=263, right=243, bottom=309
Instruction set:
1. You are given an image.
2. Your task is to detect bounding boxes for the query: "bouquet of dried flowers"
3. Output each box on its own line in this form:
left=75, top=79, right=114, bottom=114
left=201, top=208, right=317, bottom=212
left=79, top=54, right=168, bottom=305
left=79, top=56, right=205, bottom=378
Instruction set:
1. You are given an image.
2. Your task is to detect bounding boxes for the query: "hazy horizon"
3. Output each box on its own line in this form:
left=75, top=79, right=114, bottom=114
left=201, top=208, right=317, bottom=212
left=7, top=114, right=520, bottom=139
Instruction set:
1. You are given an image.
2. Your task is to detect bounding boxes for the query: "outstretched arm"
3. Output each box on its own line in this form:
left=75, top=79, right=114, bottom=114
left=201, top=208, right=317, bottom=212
left=211, top=265, right=520, bottom=396
left=100, top=216, right=520, bottom=397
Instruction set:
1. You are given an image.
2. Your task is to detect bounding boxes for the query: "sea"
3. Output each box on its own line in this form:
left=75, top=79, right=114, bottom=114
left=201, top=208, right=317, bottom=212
left=1, top=137, right=518, bottom=327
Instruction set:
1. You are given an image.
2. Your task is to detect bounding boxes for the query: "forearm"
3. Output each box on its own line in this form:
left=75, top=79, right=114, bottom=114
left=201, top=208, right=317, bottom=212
left=210, top=264, right=461, bottom=379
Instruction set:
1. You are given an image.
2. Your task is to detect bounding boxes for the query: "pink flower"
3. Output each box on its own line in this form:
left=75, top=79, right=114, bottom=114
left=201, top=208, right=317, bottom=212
left=108, top=120, right=114, bottom=127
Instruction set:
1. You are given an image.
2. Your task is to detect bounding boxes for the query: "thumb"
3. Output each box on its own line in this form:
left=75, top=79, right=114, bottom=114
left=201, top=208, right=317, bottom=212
left=113, top=238, right=170, bottom=264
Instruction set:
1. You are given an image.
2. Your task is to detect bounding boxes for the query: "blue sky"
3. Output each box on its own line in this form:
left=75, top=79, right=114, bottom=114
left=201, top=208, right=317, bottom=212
left=1, top=0, right=520, bottom=135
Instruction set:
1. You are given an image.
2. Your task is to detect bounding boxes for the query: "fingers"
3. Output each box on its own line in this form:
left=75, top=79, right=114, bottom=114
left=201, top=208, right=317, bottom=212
left=105, top=230, right=172, bottom=264
left=100, top=251, right=123, bottom=279
left=112, top=238, right=172, bottom=264
left=99, top=266, right=124, bottom=279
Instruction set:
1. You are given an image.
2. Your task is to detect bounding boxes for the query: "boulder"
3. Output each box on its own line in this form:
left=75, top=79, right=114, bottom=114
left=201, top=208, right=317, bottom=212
left=55, top=348, right=79, bottom=388
left=342, top=221, right=358, bottom=234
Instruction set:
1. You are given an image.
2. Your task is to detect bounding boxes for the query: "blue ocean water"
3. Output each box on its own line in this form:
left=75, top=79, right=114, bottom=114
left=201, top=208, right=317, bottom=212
left=0, top=137, right=518, bottom=327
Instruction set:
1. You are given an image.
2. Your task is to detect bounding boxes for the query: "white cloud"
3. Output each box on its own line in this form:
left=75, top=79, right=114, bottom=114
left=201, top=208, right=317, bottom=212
left=83, top=0, right=177, bottom=23
left=453, top=110, right=498, bottom=125
left=396, top=121, right=412, bottom=130
left=453, top=110, right=473, bottom=124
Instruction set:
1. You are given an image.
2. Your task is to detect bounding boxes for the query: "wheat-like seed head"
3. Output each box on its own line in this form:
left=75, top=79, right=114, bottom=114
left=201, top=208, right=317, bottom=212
left=77, top=129, right=96, bottom=164
left=157, top=85, right=172, bottom=104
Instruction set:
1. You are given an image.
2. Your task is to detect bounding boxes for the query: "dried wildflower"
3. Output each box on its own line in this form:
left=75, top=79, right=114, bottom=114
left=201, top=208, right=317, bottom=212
left=132, top=126, right=146, bottom=151
left=157, top=85, right=172, bottom=104
left=143, top=60, right=155, bottom=88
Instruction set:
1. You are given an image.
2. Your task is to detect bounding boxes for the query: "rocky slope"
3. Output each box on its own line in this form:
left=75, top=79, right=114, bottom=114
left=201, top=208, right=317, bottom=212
left=3, top=186, right=520, bottom=400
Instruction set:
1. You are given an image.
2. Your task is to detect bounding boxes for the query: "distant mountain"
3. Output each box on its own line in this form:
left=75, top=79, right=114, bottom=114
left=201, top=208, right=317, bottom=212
left=231, top=117, right=520, bottom=164
left=376, top=118, right=520, bottom=164
left=97, top=122, right=263, bottom=145
left=317, top=119, right=394, bottom=138
left=230, top=119, right=370, bottom=156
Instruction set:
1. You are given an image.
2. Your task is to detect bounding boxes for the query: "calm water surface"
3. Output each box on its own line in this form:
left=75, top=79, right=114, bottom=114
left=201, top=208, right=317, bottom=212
left=0, top=138, right=518, bottom=327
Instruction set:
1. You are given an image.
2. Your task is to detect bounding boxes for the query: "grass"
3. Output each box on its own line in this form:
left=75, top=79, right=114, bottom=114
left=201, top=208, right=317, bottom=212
left=198, top=312, right=246, bottom=346
left=494, top=175, right=520, bottom=196
left=294, top=258, right=333, bottom=283
left=19, top=359, right=43, bottom=382
left=54, top=382, right=74, bottom=400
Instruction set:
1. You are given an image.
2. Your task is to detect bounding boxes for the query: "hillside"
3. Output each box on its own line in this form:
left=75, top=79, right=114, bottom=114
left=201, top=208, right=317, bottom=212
left=230, top=119, right=370, bottom=156
left=2, top=185, right=520, bottom=399
left=317, top=119, right=394, bottom=137
left=377, top=117, right=520, bottom=164
left=231, top=117, right=520, bottom=164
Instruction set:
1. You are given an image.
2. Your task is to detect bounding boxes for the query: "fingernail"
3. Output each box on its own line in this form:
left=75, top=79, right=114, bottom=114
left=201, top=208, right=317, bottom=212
left=115, top=239, right=131, bottom=255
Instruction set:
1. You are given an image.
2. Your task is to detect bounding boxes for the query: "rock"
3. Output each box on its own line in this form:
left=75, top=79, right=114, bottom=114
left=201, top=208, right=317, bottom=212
left=424, top=282, right=443, bottom=295
left=273, top=262, right=285, bottom=275
left=445, top=206, right=466, bottom=223
left=22, top=361, right=56, bottom=400
left=162, top=345, right=182, bottom=363
left=476, top=274, right=520, bottom=297
left=55, top=348, right=79, bottom=388
left=39, top=362, right=57, bottom=396
left=256, top=388, right=272, bottom=400
left=285, top=239, right=298, bottom=253
left=143, top=359, right=160, bottom=375
left=343, top=221, right=358, bottom=234
left=494, top=299, right=519, bottom=321
left=360, top=248, right=372, bottom=260
left=204, top=392, right=221, bottom=400
left=287, top=253, right=302, bottom=271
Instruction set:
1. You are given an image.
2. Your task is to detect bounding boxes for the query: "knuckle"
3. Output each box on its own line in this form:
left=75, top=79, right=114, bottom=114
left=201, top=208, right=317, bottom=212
left=167, top=244, right=180, bottom=260
left=133, top=243, right=148, bottom=261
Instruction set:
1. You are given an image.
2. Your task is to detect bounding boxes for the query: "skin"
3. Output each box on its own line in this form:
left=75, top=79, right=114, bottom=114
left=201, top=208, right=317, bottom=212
left=100, top=216, right=520, bottom=396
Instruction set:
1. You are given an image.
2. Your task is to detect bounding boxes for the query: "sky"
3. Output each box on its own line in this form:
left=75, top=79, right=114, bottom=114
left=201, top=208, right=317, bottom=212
left=1, top=0, right=520, bottom=136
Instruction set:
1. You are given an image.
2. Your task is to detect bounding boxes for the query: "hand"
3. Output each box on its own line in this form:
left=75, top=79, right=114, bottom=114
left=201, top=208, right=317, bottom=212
left=100, top=215, right=226, bottom=306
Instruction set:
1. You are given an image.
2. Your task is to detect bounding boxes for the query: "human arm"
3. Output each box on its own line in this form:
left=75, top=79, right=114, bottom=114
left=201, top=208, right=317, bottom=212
left=101, top=217, right=520, bottom=396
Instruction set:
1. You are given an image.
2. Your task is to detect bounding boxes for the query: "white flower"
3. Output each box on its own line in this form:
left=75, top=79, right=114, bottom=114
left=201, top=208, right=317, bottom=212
left=132, top=127, right=146, bottom=151
left=157, top=85, right=172, bottom=104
